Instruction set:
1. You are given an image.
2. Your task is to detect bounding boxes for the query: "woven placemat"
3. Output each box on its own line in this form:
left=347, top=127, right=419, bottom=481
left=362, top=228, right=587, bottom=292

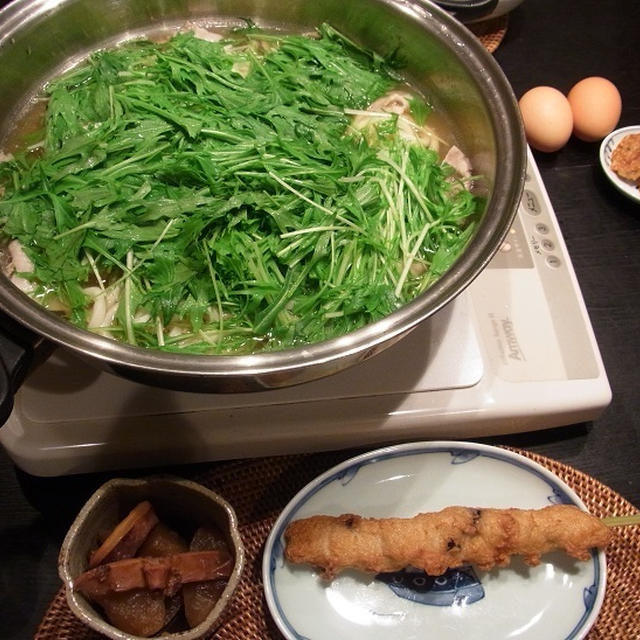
left=468, top=14, right=509, bottom=53
left=35, top=447, right=639, bottom=640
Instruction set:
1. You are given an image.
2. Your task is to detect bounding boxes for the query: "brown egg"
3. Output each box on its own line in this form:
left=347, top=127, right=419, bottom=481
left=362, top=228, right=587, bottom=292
left=568, top=77, right=622, bottom=142
left=518, top=86, right=574, bottom=152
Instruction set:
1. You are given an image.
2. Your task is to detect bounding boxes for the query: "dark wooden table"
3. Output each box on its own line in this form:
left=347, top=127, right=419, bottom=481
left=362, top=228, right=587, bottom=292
left=1, top=0, right=639, bottom=638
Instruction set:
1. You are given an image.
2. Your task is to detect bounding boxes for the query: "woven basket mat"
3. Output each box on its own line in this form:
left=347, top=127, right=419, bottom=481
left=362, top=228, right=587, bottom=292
left=35, top=447, right=639, bottom=640
left=468, top=14, right=508, bottom=53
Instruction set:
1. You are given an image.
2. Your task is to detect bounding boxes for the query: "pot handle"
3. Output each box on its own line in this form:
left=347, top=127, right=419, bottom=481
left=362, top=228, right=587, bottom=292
left=431, top=0, right=499, bottom=22
left=0, top=312, right=49, bottom=425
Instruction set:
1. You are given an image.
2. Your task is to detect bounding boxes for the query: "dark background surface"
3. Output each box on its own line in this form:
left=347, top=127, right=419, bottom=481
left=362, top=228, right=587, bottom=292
left=1, top=0, right=639, bottom=637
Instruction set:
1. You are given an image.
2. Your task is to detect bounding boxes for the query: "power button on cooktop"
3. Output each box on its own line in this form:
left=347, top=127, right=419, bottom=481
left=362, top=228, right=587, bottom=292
left=546, top=255, right=561, bottom=269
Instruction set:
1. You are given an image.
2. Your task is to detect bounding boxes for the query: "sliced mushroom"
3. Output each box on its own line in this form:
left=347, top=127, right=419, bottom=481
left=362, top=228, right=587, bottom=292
left=86, top=285, right=121, bottom=331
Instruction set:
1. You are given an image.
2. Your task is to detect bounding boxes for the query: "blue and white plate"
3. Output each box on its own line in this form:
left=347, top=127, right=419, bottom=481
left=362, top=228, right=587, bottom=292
left=262, top=441, right=606, bottom=640
left=600, top=125, right=640, bottom=204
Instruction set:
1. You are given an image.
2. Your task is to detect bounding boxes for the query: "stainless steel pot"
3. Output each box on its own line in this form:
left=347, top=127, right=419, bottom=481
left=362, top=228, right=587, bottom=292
left=0, top=0, right=526, bottom=403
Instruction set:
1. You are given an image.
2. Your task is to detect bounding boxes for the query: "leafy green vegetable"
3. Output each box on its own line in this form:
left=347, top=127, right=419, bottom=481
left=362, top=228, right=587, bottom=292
left=0, top=24, right=481, bottom=354
left=409, top=96, right=432, bottom=126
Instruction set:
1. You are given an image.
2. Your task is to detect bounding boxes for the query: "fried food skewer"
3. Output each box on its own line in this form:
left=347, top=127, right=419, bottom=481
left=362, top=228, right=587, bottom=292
left=284, top=504, right=613, bottom=580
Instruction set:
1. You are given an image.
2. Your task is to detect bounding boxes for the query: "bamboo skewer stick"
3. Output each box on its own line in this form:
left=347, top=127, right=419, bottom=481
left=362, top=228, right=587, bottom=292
left=602, top=513, right=640, bottom=527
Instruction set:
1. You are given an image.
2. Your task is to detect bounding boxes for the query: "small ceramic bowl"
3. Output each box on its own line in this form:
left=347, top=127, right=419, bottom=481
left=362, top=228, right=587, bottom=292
left=599, top=125, right=640, bottom=204
left=58, top=476, right=245, bottom=640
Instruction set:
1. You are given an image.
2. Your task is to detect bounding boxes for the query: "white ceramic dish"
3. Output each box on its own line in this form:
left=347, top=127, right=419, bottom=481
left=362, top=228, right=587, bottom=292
left=599, top=125, right=640, bottom=203
left=263, top=441, right=606, bottom=640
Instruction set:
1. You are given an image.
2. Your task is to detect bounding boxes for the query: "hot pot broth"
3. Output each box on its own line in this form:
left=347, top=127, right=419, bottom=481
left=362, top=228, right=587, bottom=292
left=0, top=23, right=482, bottom=355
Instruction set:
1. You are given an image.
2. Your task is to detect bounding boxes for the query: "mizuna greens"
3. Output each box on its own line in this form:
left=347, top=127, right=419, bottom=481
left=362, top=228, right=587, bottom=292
left=0, top=24, right=482, bottom=354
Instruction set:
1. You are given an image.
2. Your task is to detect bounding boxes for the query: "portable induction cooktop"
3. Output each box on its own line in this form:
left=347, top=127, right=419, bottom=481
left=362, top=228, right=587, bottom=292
left=0, top=148, right=611, bottom=476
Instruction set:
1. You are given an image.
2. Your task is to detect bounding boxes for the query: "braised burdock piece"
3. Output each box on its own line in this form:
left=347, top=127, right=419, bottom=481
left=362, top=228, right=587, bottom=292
left=89, top=501, right=159, bottom=568
left=75, top=550, right=233, bottom=599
